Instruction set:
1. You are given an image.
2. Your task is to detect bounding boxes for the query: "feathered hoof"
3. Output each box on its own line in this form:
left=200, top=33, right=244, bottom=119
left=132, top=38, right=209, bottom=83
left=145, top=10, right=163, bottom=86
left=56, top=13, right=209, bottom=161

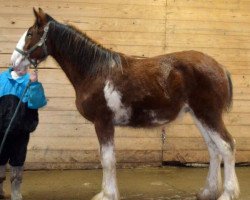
left=91, top=191, right=119, bottom=200
left=11, top=194, right=22, bottom=200
left=217, top=191, right=240, bottom=200
left=196, top=188, right=221, bottom=200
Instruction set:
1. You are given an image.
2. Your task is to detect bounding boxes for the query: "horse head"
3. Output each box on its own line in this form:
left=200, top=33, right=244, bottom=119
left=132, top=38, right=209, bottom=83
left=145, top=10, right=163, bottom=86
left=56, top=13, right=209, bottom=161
left=11, top=8, right=53, bottom=69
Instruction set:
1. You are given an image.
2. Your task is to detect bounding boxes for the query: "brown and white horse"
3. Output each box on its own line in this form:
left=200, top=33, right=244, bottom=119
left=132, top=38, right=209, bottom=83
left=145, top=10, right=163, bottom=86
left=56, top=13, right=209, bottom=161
left=11, top=8, right=239, bottom=200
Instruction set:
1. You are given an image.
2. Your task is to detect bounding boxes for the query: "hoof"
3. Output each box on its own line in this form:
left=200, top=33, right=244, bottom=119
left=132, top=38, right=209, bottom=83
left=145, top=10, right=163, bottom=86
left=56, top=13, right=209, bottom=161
left=217, top=191, right=240, bottom=200
left=91, top=192, right=104, bottom=200
left=218, top=193, right=231, bottom=200
left=91, top=191, right=119, bottom=200
left=196, top=188, right=221, bottom=200
left=11, top=194, right=22, bottom=200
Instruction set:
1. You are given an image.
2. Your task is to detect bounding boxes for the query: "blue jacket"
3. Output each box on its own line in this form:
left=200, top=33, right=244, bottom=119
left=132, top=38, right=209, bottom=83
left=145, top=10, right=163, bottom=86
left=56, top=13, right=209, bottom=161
left=0, top=67, right=47, bottom=134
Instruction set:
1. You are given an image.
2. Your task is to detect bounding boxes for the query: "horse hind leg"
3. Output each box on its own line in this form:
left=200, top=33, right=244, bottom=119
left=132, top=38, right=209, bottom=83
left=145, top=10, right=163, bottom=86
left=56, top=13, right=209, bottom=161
left=192, top=115, right=223, bottom=200
left=209, top=126, right=239, bottom=200
left=92, top=120, right=119, bottom=200
left=191, top=111, right=239, bottom=200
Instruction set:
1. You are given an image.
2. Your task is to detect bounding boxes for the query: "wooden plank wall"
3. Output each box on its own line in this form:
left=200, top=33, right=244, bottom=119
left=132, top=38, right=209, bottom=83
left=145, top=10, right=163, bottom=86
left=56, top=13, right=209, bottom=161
left=0, top=0, right=249, bottom=169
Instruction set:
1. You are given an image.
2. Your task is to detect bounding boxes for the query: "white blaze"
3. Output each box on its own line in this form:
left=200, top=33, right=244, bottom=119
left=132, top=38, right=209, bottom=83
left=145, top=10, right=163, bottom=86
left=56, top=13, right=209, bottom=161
left=11, top=31, right=30, bottom=68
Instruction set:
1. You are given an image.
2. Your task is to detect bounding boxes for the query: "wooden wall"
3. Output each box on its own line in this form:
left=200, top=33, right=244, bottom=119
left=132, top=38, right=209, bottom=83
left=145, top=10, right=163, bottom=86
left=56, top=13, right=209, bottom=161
left=163, top=0, right=250, bottom=164
left=0, top=0, right=249, bottom=169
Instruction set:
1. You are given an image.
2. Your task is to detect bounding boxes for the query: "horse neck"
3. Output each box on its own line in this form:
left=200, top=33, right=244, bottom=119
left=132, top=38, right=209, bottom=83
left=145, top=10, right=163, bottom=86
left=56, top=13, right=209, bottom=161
left=52, top=54, right=83, bottom=88
left=48, top=23, right=86, bottom=87
left=48, top=22, right=121, bottom=88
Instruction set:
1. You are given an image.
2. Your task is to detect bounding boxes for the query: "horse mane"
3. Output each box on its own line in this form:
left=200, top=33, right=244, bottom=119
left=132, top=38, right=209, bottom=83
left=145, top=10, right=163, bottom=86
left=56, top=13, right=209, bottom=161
left=49, top=20, right=122, bottom=76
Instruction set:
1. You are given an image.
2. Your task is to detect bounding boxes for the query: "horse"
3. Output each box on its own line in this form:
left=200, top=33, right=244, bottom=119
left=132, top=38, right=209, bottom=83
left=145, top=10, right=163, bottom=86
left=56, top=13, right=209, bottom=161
left=11, top=8, right=239, bottom=200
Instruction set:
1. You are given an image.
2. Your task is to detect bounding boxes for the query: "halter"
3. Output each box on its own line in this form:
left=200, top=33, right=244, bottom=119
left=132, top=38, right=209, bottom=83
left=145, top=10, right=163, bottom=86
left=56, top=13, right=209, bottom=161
left=15, top=22, right=51, bottom=68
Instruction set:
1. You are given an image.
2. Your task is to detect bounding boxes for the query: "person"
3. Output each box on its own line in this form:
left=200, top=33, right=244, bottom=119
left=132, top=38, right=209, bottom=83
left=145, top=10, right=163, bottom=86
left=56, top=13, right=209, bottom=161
left=0, top=64, right=47, bottom=200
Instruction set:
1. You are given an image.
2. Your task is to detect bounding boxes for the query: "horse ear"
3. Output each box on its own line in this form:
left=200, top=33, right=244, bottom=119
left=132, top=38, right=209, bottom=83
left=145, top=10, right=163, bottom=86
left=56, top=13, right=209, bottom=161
left=33, top=7, right=39, bottom=20
left=33, top=7, right=47, bottom=27
left=38, top=7, right=46, bottom=16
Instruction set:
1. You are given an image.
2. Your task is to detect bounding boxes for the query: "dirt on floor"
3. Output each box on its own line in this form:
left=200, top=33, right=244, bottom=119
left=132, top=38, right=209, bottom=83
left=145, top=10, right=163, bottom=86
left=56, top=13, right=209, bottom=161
left=2, top=166, right=250, bottom=200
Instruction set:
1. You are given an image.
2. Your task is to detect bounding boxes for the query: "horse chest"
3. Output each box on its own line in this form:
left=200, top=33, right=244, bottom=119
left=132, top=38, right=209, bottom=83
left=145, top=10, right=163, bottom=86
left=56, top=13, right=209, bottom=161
left=75, top=92, right=104, bottom=122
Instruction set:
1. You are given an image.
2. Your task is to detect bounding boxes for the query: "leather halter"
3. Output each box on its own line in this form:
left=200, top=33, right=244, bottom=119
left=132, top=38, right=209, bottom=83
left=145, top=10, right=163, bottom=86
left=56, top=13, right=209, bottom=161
left=15, top=22, right=51, bottom=68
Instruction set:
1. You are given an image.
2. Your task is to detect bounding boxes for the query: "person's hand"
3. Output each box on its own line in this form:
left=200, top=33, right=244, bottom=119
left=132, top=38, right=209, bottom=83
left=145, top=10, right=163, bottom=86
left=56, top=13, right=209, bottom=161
left=30, top=70, right=38, bottom=82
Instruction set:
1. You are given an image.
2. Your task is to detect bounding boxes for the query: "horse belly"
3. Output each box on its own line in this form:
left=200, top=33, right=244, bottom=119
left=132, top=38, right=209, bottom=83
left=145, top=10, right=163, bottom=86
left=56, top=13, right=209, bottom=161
left=127, top=109, right=172, bottom=127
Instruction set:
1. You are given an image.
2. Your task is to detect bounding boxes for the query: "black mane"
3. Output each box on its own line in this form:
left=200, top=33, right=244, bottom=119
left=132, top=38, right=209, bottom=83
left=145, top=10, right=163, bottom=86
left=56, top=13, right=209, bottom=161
left=49, top=21, right=122, bottom=75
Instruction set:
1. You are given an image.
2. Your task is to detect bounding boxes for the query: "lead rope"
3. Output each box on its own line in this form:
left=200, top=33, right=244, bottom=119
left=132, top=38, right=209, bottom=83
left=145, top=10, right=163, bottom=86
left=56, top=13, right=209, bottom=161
left=0, top=67, right=37, bottom=156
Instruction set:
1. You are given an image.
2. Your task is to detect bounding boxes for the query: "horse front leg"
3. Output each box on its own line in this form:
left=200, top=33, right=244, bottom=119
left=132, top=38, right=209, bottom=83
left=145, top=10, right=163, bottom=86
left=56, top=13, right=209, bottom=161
left=92, top=120, right=119, bottom=200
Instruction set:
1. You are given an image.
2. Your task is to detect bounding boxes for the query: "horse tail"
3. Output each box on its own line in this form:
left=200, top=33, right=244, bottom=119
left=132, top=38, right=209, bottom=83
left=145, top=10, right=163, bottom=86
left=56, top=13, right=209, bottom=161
left=225, top=70, right=233, bottom=111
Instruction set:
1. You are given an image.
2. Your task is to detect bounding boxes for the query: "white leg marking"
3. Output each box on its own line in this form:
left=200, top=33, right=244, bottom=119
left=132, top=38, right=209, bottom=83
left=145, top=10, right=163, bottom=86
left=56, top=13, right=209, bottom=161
left=208, top=133, right=239, bottom=200
left=92, top=143, right=119, bottom=200
left=104, top=80, right=131, bottom=125
left=191, top=112, right=239, bottom=200
left=192, top=115, right=223, bottom=199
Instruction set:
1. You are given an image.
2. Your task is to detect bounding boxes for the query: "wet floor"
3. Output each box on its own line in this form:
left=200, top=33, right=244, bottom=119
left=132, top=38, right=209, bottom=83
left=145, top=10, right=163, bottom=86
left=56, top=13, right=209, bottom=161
left=2, top=166, right=250, bottom=200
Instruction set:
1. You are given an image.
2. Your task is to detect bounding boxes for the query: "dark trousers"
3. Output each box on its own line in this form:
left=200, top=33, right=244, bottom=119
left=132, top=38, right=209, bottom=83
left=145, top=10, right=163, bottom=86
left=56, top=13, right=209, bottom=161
left=0, top=131, right=30, bottom=166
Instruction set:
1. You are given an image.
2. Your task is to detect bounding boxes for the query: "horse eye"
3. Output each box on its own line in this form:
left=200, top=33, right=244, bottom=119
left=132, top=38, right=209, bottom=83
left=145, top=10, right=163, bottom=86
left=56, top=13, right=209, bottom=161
left=27, top=33, right=32, bottom=38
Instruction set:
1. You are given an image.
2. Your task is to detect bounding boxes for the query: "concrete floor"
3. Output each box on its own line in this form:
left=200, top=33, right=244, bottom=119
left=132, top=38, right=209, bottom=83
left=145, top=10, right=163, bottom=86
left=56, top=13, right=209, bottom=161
left=2, top=167, right=250, bottom=200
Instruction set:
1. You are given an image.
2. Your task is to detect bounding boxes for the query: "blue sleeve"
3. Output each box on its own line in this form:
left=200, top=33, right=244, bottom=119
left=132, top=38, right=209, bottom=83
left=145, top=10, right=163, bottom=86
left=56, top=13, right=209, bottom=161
left=27, top=81, right=47, bottom=109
